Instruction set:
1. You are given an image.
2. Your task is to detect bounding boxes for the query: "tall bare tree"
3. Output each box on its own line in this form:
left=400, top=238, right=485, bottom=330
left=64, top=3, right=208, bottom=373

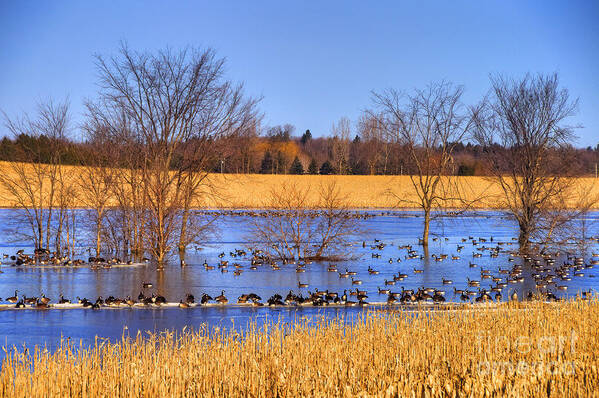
left=330, top=117, right=351, bottom=174
left=91, top=44, right=259, bottom=264
left=473, top=73, right=582, bottom=250
left=0, top=100, right=71, bottom=253
left=369, top=81, right=477, bottom=247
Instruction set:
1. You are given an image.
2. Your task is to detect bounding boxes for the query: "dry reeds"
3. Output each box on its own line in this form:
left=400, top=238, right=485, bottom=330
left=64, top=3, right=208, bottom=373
left=2, top=300, right=599, bottom=397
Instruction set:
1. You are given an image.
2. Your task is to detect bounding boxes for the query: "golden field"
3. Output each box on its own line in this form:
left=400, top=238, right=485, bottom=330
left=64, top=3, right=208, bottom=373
left=1, top=300, right=599, bottom=397
left=0, top=161, right=598, bottom=209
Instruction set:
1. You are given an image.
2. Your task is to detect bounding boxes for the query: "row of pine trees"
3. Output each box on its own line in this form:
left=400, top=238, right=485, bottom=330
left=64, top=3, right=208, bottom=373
left=260, top=150, right=335, bottom=175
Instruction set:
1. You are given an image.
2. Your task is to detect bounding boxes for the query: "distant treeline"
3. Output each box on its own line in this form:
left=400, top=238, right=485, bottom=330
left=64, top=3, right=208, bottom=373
left=1, top=129, right=598, bottom=176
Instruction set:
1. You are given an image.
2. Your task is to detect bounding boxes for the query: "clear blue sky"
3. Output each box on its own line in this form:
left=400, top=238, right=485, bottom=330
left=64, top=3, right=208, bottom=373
left=1, top=1, right=598, bottom=146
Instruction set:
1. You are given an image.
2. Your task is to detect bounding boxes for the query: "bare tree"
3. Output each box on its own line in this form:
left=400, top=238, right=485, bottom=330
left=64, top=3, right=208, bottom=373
left=369, top=81, right=477, bottom=247
left=91, top=44, right=259, bottom=265
left=473, top=73, right=582, bottom=250
left=0, top=100, right=71, bottom=253
left=330, top=117, right=351, bottom=174
left=76, top=123, right=117, bottom=257
left=249, top=181, right=361, bottom=261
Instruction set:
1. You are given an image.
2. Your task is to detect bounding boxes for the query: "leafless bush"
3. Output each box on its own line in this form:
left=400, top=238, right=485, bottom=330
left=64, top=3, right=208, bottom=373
left=249, top=181, right=362, bottom=261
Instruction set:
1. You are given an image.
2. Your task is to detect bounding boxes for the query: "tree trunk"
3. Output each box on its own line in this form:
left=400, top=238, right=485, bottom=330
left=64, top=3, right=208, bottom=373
left=96, top=223, right=102, bottom=257
left=518, top=223, right=531, bottom=252
left=422, top=208, right=431, bottom=248
left=178, top=207, right=189, bottom=254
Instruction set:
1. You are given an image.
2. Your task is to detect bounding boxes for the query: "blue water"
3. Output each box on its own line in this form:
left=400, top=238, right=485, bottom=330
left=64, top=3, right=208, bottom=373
left=0, top=209, right=598, bottom=356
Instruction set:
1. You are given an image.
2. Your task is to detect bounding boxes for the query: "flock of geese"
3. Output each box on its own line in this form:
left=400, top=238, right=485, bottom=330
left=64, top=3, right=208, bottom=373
left=2, top=232, right=598, bottom=310
left=0, top=248, right=147, bottom=268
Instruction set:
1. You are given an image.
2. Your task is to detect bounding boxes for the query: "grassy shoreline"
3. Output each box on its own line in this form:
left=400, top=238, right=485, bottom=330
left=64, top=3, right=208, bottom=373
left=1, top=299, right=598, bottom=397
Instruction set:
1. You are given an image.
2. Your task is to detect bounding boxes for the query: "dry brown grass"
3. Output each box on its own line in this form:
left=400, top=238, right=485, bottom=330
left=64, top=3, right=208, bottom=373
left=2, top=300, right=599, bottom=397
left=1, top=161, right=598, bottom=209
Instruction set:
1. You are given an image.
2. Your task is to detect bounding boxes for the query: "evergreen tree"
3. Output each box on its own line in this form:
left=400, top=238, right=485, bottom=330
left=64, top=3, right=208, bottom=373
left=308, top=158, right=319, bottom=174
left=319, top=160, right=335, bottom=175
left=275, top=150, right=287, bottom=174
left=260, top=150, right=273, bottom=174
left=289, top=156, right=304, bottom=174
left=300, top=129, right=312, bottom=145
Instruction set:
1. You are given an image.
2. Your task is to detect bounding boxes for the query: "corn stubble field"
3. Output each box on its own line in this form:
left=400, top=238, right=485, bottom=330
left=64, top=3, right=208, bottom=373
left=1, top=162, right=598, bottom=209
left=1, top=300, right=598, bottom=397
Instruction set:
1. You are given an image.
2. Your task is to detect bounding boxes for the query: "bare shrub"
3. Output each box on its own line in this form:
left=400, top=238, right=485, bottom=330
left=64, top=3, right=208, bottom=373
left=249, top=181, right=361, bottom=261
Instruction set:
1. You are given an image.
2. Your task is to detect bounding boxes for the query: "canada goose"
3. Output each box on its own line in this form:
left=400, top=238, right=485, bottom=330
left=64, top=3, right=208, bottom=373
left=39, top=293, right=50, bottom=305
left=142, top=282, right=153, bottom=289
left=368, top=267, right=379, bottom=275
left=468, top=278, right=480, bottom=287
left=442, top=278, right=453, bottom=285
left=413, top=268, right=423, bottom=274
left=346, top=269, right=357, bottom=276
left=378, top=287, right=390, bottom=295
left=238, top=294, right=249, bottom=304
left=125, top=296, right=136, bottom=306
left=35, top=299, right=49, bottom=309
left=432, top=292, right=446, bottom=302
left=510, top=291, right=518, bottom=301
left=351, top=278, right=362, bottom=285
left=15, top=300, right=25, bottom=309
left=58, top=294, right=70, bottom=304
left=153, top=294, right=167, bottom=305
left=495, top=292, right=502, bottom=302
left=178, top=300, right=189, bottom=308
left=298, top=282, right=309, bottom=288
left=215, top=290, right=228, bottom=304
left=7, top=290, right=18, bottom=303
left=355, top=289, right=368, bottom=301
left=234, top=269, right=243, bottom=276
left=185, top=293, right=195, bottom=304
left=338, top=271, right=349, bottom=278
left=200, top=293, right=213, bottom=304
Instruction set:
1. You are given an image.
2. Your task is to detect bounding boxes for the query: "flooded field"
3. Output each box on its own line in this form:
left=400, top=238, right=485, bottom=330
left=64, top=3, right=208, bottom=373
left=1, top=209, right=598, bottom=352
